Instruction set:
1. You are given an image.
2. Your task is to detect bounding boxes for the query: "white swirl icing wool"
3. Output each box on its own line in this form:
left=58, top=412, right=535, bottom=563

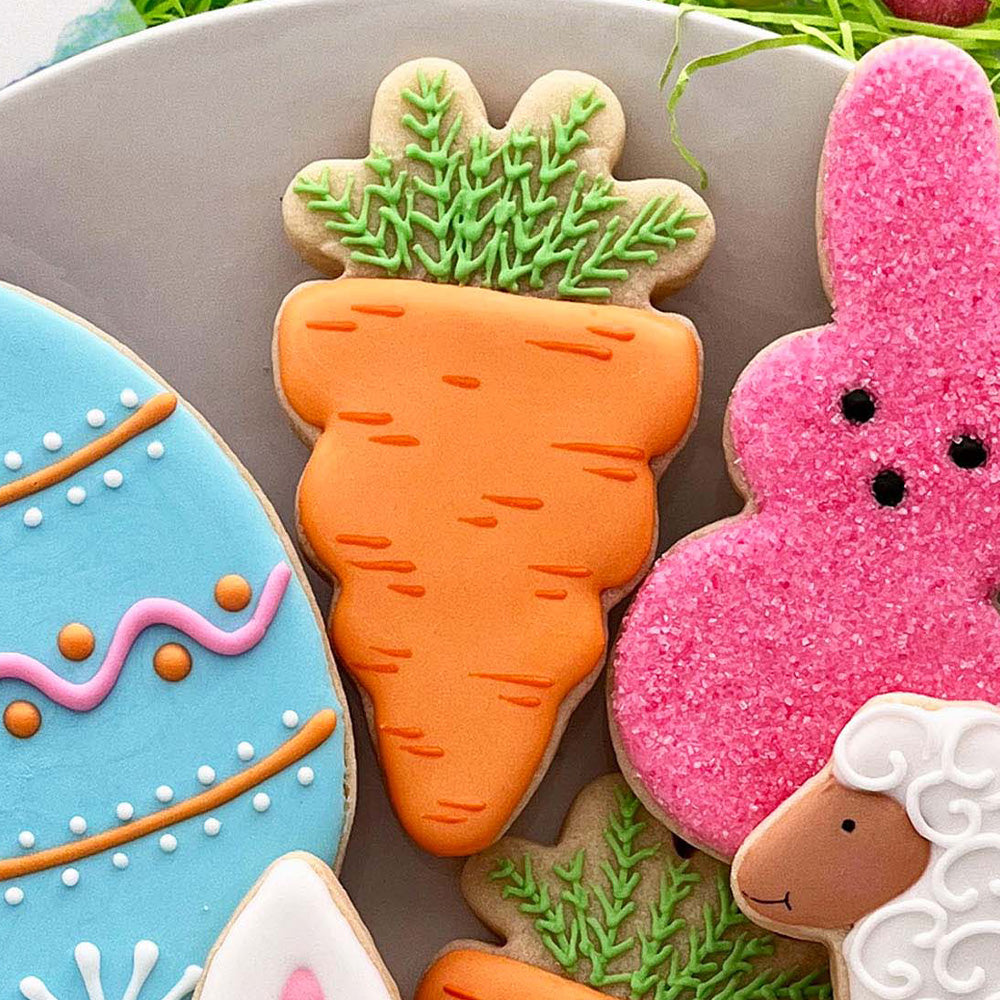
left=835, top=701, right=1000, bottom=1000
left=198, top=853, right=399, bottom=1000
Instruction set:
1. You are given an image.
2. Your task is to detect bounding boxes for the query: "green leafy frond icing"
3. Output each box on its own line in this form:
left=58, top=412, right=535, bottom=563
left=490, top=788, right=832, bottom=1000
left=293, top=70, right=701, bottom=299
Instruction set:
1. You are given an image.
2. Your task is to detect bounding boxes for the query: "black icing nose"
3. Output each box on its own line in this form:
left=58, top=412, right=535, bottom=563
left=872, top=469, right=906, bottom=507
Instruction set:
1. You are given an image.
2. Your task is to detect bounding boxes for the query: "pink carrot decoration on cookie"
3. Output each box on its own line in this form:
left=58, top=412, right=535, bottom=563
left=612, top=38, right=1000, bottom=860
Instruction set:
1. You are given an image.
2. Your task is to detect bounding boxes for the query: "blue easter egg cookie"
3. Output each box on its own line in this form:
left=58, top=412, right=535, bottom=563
left=0, top=285, right=354, bottom=998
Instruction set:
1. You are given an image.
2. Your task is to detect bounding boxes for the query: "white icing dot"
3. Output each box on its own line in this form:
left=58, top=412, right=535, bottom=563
left=146, top=441, right=164, bottom=460
left=196, top=765, right=216, bottom=786
left=66, top=486, right=86, bottom=506
left=23, top=507, right=42, bottom=528
left=297, top=766, right=315, bottom=787
left=159, top=834, right=177, bottom=854
left=4, top=451, right=22, bottom=471
left=282, top=710, right=300, bottom=729
left=86, top=409, right=106, bottom=428
left=42, top=432, right=62, bottom=452
left=103, top=469, right=124, bottom=489
left=204, top=818, right=221, bottom=837
left=68, top=816, right=87, bottom=836
left=116, top=802, right=134, bottom=822
left=112, top=852, right=129, bottom=870
left=61, top=868, right=79, bottom=888
left=236, top=741, right=255, bottom=762
left=155, top=785, right=174, bottom=804
left=4, top=887, right=23, bottom=906
left=17, top=831, right=35, bottom=850
left=120, top=388, right=139, bottom=408
left=252, top=792, right=271, bottom=813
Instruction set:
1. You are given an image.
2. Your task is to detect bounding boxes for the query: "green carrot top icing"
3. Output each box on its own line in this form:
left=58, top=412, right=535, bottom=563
left=462, top=776, right=831, bottom=1000
left=284, top=59, right=713, bottom=304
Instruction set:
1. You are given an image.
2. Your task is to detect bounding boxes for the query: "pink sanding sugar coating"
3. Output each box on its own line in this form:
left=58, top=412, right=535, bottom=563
left=612, top=38, right=1000, bottom=859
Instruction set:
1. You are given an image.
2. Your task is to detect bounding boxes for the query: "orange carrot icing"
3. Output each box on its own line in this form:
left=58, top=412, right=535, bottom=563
left=416, top=951, right=608, bottom=1000
left=275, top=278, right=698, bottom=855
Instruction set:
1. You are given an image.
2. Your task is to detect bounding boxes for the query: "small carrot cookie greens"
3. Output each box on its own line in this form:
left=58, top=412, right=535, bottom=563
left=276, top=58, right=713, bottom=857
left=455, top=775, right=830, bottom=1000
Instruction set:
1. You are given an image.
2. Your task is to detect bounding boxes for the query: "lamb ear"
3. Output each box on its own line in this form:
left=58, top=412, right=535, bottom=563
left=818, top=38, right=1000, bottom=327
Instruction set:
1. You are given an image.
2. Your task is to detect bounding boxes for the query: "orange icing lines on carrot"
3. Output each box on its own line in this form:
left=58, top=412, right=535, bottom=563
left=535, top=589, right=568, bottom=600
left=586, top=325, right=636, bottom=342
left=551, top=442, right=645, bottom=460
left=370, top=434, right=420, bottom=446
left=388, top=584, right=425, bottom=597
left=442, top=376, right=481, bottom=389
left=437, top=799, right=486, bottom=812
left=371, top=646, right=412, bottom=658
left=526, top=340, right=613, bottom=361
left=459, top=516, right=499, bottom=528
left=0, top=392, right=176, bottom=509
left=0, top=709, right=336, bottom=881
left=338, top=412, right=393, bottom=425
left=348, top=560, right=416, bottom=572
left=305, top=319, right=358, bottom=331
left=442, top=987, right=481, bottom=1000
left=482, top=495, right=544, bottom=510
left=469, top=673, right=555, bottom=689
left=423, top=814, right=468, bottom=825
left=381, top=726, right=425, bottom=738
left=401, top=745, right=445, bottom=758
left=528, top=565, right=593, bottom=578
left=335, top=534, right=392, bottom=548
left=501, top=695, right=543, bottom=708
left=351, top=304, right=405, bottom=317
left=585, top=467, right=638, bottom=482
left=351, top=662, right=401, bottom=675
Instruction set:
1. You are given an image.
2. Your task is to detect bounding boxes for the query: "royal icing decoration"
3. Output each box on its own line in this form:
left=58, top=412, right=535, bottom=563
left=611, top=37, right=1000, bottom=860
left=197, top=853, right=399, bottom=1000
left=0, top=285, right=350, bottom=999
left=277, top=57, right=712, bottom=856
left=734, top=696, right=1000, bottom=1000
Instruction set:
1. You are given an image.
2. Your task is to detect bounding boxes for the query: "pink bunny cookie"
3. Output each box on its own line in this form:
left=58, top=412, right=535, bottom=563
left=611, top=37, right=1000, bottom=861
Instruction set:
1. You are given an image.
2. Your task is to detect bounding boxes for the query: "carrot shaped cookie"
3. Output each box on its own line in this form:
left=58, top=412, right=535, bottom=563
left=276, top=58, right=713, bottom=855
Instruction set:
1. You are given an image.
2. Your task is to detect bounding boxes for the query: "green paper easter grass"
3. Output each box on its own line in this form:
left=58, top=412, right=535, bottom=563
left=656, top=0, right=1000, bottom=187
left=460, top=775, right=831, bottom=1000
left=131, top=0, right=253, bottom=24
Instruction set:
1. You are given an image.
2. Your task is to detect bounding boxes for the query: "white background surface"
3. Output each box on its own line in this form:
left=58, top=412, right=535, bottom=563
left=0, top=1, right=847, bottom=992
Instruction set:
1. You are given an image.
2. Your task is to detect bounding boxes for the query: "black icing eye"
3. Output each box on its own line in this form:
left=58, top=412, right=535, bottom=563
left=949, top=435, right=988, bottom=469
left=841, top=819, right=857, bottom=833
left=841, top=388, right=876, bottom=424
left=872, top=469, right=906, bottom=507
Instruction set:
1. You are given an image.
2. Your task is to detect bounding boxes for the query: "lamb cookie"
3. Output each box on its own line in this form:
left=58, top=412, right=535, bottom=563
left=197, top=853, right=399, bottom=1000
left=453, top=774, right=829, bottom=1000
left=276, top=57, right=714, bottom=856
left=0, top=285, right=353, bottom=999
left=733, top=694, right=1000, bottom=1000
left=610, top=36, right=1000, bottom=862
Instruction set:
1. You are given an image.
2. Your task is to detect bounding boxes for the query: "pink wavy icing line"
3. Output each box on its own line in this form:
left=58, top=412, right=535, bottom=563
left=0, top=562, right=292, bottom=712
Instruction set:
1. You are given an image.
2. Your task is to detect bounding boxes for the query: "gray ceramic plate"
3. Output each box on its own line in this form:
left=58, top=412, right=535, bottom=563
left=0, top=0, right=847, bottom=991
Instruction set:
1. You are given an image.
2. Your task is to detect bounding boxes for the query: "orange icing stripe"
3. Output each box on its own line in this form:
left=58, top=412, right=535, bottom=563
left=371, top=647, right=412, bottom=658
left=529, top=565, right=592, bottom=578
left=585, top=467, right=638, bottom=482
left=0, top=392, right=176, bottom=509
left=352, top=304, right=405, bottom=317
left=339, top=412, right=393, bottom=425
left=482, top=495, right=543, bottom=510
left=401, top=745, right=445, bottom=758
left=437, top=800, right=486, bottom=812
left=335, top=534, right=392, bottom=548
left=442, top=988, right=481, bottom=1000
left=306, top=320, right=358, bottom=331
left=424, top=814, right=468, bottom=824
left=275, top=278, right=700, bottom=856
left=0, top=709, right=336, bottom=881
left=370, top=435, right=420, bottom=446
left=351, top=662, right=400, bottom=675
left=349, top=560, right=416, bottom=573
left=526, top=340, right=612, bottom=361
left=382, top=726, right=424, bottom=738
left=470, top=673, right=555, bottom=689
left=551, top=442, right=645, bottom=460
left=501, top=695, right=542, bottom=708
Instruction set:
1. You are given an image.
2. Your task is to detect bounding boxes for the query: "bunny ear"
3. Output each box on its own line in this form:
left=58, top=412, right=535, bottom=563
left=197, top=853, right=400, bottom=1000
left=819, top=38, right=1000, bottom=327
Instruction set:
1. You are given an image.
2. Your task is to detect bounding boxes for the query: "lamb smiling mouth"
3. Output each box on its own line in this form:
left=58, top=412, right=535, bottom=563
left=748, top=890, right=792, bottom=911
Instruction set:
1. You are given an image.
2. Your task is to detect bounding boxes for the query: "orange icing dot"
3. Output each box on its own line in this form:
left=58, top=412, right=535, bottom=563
left=154, top=643, right=192, bottom=682
left=214, top=573, right=253, bottom=612
left=4, top=701, right=41, bottom=739
left=57, top=622, right=95, bottom=661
